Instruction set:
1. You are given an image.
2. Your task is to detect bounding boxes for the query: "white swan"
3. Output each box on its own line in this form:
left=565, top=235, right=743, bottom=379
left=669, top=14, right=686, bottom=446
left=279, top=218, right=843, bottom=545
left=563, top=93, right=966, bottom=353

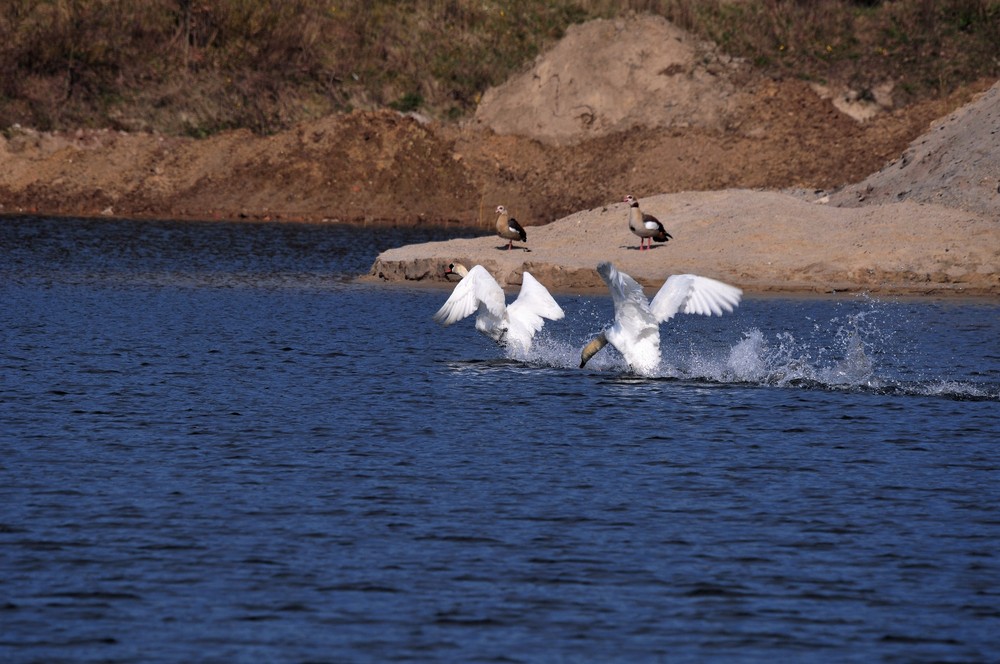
left=433, top=263, right=564, bottom=353
left=580, top=262, right=742, bottom=375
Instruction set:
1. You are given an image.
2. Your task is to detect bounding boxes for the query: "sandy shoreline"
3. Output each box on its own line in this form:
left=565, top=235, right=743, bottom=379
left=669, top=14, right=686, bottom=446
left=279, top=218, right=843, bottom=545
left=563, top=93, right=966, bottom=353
left=367, top=189, right=999, bottom=297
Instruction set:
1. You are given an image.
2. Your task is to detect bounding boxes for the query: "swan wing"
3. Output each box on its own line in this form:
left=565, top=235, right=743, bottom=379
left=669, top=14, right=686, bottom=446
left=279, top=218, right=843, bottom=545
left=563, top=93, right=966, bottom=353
left=649, top=274, right=742, bottom=323
left=597, top=262, right=659, bottom=371
left=433, top=265, right=506, bottom=327
left=598, top=262, right=656, bottom=333
left=504, top=272, right=564, bottom=350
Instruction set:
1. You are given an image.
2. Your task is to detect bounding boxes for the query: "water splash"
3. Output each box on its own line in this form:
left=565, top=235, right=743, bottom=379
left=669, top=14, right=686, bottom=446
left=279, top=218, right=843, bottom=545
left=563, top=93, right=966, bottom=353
left=705, top=326, right=879, bottom=389
left=698, top=306, right=883, bottom=389
left=505, top=297, right=999, bottom=401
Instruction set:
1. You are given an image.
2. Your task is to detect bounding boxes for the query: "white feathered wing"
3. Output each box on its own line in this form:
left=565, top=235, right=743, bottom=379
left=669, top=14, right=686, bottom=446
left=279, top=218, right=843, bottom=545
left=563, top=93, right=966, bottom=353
left=504, top=272, right=565, bottom=352
left=433, top=265, right=563, bottom=352
left=649, top=274, right=743, bottom=323
left=432, top=265, right=506, bottom=341
left=598, top=262, right=661, bottom=376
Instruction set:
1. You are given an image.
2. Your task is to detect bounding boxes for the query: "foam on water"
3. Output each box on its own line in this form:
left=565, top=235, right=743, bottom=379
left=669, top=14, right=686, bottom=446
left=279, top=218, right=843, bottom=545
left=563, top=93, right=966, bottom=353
left=508, top=298, right=999, bottom=402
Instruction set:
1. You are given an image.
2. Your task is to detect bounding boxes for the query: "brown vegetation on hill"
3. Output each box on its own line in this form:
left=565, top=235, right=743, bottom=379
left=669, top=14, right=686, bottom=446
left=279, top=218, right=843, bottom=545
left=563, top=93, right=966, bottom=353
left=1, top=1, right=997, bottom=136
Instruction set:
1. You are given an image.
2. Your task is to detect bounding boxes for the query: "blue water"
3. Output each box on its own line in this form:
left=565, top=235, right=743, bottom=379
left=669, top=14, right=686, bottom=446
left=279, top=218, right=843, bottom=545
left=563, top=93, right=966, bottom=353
left=2, top=215, right=999, bottom=662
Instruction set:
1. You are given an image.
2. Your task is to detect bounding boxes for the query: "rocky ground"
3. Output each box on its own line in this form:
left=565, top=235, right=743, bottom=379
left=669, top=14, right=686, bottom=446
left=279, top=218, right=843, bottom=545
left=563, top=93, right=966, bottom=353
left=1, top=15, right=997, bottom=295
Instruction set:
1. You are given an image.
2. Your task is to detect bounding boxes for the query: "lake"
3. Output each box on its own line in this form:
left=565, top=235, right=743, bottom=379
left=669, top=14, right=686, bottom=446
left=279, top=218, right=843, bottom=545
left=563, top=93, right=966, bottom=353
left=2, top=215, right=998, bottom=662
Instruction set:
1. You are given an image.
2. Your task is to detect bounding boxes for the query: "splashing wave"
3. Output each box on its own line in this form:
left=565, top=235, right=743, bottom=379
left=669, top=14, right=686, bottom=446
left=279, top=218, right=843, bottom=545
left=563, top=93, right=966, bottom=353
left=511, top=303, right=999, bottom=402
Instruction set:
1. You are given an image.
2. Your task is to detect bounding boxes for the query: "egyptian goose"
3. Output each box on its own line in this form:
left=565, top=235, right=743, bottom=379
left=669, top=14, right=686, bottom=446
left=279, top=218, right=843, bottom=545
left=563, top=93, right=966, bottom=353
left=580, top=262, right=741, bottom=376
left=434, top=262, right=564, bottom=353
left=495, top=205, right=527, bottom=250
left=625, top=194, right=672, bottom=251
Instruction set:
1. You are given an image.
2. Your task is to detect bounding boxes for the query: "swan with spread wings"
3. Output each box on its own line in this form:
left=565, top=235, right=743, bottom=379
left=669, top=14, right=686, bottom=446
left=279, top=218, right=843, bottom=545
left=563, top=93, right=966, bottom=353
left=580, top=262, right=742, bottom=376
left=434, top=263, right=564, bottom=354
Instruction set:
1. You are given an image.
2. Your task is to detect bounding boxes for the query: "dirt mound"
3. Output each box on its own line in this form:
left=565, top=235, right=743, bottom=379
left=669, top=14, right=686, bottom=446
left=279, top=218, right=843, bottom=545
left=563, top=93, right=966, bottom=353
left=473, top=14, right=750, bottom=145
left=829, top=81, right=1000, bottom=216
left=0, top=111, right=478, bottom=224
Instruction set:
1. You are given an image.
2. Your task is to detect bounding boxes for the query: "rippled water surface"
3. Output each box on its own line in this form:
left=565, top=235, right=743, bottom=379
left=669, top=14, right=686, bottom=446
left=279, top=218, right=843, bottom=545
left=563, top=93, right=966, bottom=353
left=2, top=216, right=999, bottom=662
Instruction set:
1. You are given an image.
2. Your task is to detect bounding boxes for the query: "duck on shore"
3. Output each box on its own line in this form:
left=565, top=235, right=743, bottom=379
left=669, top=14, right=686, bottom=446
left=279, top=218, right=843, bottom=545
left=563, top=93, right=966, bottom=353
left=495, top=205, right=527, bottom=251
left=625, top=194, right=672, bottom=251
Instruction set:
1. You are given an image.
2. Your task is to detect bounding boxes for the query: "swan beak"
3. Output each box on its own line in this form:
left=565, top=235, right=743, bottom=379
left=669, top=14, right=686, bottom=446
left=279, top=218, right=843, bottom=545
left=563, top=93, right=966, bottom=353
left=580, top=333, right=609, bottom=368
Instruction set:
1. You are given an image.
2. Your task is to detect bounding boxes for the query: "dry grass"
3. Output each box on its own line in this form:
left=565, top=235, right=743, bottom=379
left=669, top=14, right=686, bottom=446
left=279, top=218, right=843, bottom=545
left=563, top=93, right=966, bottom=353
left=1, top=0, right=996, bottom=136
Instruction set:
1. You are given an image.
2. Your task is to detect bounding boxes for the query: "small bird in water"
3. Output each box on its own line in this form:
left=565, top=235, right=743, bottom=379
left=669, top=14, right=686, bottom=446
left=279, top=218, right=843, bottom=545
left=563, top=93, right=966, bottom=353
left=580, top=262, right=741, bottom=376
left=625, top=194, right=672, bottom=251
left=434, top=262, right=564, bottom=354
left=495, top=205, right=527, bottom=251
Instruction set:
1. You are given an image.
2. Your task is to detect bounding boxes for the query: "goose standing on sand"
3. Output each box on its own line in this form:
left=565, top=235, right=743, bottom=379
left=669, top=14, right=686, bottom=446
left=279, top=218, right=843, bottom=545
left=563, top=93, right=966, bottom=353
left=580, top=262, right=741, bottom=376
left=625, top=194, right=672, bottom=251
left=495, top=205, right=527, bottom=250
left=434, top=262, right=564, bottom=354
